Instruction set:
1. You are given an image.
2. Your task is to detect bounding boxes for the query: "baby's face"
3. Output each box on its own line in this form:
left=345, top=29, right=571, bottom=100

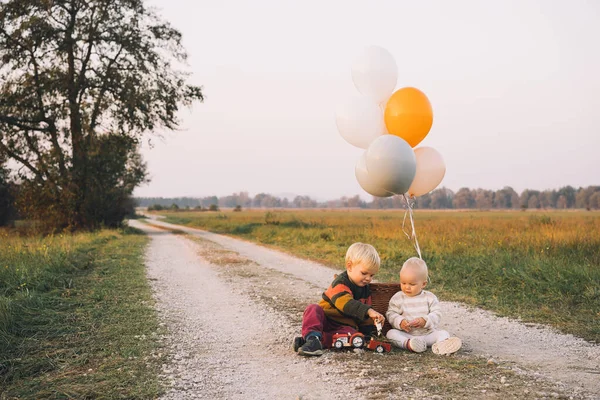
left=399, top=268, right=427, bottom=297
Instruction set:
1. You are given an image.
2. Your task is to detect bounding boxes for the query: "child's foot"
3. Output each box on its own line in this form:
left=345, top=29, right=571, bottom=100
left=406, top=337, right=427, bottom=353
left=432, top=337, right=462, bottom=355
left=292, top=336, right=305, bottom=352
left=298, top=336, right=324, bottom=356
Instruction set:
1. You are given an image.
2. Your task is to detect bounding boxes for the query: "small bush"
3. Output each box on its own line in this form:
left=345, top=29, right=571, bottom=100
left=233, top=205, right=242, bottom=212
left=208, top=204, right=219, bottom=212
left=265, top=211, right=280, bottom=225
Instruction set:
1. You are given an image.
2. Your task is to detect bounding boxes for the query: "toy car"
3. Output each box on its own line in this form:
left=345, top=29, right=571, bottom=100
left=366, top=337, right=392, bottom=353
left=332, top=332, right=365, bottom=349
left=293, top=333, right=391, bottom=354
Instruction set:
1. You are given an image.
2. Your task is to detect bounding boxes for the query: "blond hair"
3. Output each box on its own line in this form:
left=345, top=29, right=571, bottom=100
left=401, top=257, right=428, bottom=280
left=345, top=242, right=380, bottom=272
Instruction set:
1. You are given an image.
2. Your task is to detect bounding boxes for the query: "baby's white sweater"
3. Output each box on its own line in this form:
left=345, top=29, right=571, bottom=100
left=386, top=290, right=442, bottom=336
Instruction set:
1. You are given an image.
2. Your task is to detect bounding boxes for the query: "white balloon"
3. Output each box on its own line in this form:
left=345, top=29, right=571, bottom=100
left=335, top=96, right=385, bottom=149
left=408, top=147, right=446, bottom=197
left=351, top=46, right=398, bottom=105
left=365, top=135, right=416, bottom=195
left=355, top=152, right=393, bottom=197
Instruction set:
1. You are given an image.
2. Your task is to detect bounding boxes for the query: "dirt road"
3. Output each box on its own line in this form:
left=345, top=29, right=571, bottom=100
left=128, top=219, right=600, bottom=399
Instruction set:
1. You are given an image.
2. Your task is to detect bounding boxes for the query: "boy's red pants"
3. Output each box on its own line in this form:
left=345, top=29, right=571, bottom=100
left=301, top=304, right=357, bottom=348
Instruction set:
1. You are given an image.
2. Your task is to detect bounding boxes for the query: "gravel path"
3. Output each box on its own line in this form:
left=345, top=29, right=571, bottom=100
left=129, top=218, right=600, bottom=399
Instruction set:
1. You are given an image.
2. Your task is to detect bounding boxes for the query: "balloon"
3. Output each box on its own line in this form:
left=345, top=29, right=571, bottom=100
left=351, top=46, right=398, bottom=105
left=335, top=96, right=386, bottom=149
left=355, top=152, right=393, bottom=197
left=365, top=135, right=416, bottom=195
left=384, top=87, right=433, bottom=148
left=408, top=147, right=446, bottom=197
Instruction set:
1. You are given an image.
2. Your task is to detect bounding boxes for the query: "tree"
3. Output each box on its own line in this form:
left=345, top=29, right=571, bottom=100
left=0, top=0, right=203, bottom=230
left=0, top=155, right=15, bottom=225
left=493, top=186, right=518, bottom=209
left=575, top=186, right=599, bottom=209
left=589, top=192, right=600, bottom=210
left=474, top=189, right=493, bottom=209
left=430, top=188, right=454, bottom=209
left=527, top=194, right=540, bottom=209
left=556, top=195, right=567, bottom=209
left=538, top=190, right=557, bottom=209
left=452, top=188, right=475, bottom=209
left=556, top=186, right=576, bottom=208
left=519, top=189, right=540, bottom=210
left=415, top=193, right=431, bottom=209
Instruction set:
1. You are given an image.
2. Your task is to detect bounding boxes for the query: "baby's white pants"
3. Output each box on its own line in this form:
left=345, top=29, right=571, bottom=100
left=386, top=328, right=450, bottom=349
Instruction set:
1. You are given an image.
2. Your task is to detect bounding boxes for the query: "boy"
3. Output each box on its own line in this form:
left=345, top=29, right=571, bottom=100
left=297, top=242, right=385, bottom=357
left=386, top=257, right=462, bottom=355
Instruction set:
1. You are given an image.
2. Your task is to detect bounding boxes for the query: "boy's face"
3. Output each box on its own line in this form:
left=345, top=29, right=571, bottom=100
left=346, top=261, right=377, bottom=287
left=400, top=268, right=427, bottom=297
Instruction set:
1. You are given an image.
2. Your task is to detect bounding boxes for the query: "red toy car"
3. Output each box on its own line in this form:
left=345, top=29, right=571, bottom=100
left=366, top=338, right=392, bottom=353
left=331, top=332, right=392, bottom=353
left=332, top=332, right=365, bottom=349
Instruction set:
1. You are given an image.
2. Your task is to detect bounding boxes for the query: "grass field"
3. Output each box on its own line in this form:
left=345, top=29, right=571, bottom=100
left=0, top=228, right=165, bottom=399
left=158, top=209, right=600, bottom=343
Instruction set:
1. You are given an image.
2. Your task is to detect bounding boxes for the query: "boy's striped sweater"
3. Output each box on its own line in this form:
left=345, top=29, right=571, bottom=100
left=318, top=271, right=373, bottom=329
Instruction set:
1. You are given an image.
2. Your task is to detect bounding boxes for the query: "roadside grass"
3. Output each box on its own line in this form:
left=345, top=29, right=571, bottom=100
left=158, top=209, right=600, bottom=343
left=0, top=227, right=165, bottom=399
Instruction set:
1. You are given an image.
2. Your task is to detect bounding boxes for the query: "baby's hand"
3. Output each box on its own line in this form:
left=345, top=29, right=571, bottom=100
left=367, top=308, right=385, bottom=324
left=400, top=319, right=412, bottom=332
left=409, top=317, right=426, bottom=328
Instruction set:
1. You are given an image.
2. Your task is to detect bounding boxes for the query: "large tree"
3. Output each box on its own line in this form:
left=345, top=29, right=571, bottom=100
left=0, top=0, right=203, bottom=230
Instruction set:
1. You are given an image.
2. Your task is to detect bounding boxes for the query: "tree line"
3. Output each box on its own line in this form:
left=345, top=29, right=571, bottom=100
left=135, top=185, right=600, bottom=211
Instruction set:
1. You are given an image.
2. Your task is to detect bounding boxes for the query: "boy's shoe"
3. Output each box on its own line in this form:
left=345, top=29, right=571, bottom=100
left=292, top=336, right=305, bottom=352
left=406, top=337, right=427, bottom=353
left=298, top=336, right=324, bottom=356
left=432, top=337, right=462, bottom=355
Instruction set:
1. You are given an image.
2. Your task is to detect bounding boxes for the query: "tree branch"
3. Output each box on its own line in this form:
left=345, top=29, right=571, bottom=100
left=90, top=45, right=124, bottom=131
left=23, top=130, right=58, bottom=185
left=0, top=115, right=48, bottom=133
left=47, top=123, right=67, bottom=177
left=0, top=140, right=44, bottom=181
left=76, top=4, right=98, bottom=105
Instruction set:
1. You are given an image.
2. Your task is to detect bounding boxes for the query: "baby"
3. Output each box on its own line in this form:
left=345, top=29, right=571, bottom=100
left=385, top=257, right=461, bottom=355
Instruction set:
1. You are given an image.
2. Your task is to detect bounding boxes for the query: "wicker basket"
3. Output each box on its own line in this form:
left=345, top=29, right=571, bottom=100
left=370, top=282, right=401, bottom=334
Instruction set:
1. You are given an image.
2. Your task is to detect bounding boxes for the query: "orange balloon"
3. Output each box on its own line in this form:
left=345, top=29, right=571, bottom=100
left=384, top=87, right=433, bottom=148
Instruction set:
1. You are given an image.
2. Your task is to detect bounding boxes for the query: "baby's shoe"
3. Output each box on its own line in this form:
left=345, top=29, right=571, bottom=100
left=406, top=337, right=427, bottom=353
left=432, top=337, right=462, bottom=355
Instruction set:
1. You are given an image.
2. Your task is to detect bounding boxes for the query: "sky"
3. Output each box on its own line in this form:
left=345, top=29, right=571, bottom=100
left=134, top=0, right=600, bottom=201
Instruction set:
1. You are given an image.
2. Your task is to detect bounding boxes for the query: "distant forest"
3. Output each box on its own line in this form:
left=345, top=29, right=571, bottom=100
left=136, top=185, right=600, bottom=210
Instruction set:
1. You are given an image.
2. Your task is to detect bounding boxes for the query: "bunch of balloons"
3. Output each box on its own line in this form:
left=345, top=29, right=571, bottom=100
left=335, top=45, right=446, bottom=200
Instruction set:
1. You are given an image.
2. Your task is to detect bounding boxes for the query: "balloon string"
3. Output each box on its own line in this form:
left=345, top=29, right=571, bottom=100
left=400, top=194, right=422, bottom=260
left=407, top=195, right=422, bottom=260
left=401, top=195, right=411, bottom=242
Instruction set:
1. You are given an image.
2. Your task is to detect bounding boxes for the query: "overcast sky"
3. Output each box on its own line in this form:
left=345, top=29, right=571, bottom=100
left=134, top=0, right=600, bottom=200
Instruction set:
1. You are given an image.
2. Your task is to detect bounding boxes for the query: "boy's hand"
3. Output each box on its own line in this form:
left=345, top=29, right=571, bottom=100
left=409, top=317, right=426, bottom=328
left=400, top=319, right=412, bottom=332
left=367, top=309, right=385, bottom=324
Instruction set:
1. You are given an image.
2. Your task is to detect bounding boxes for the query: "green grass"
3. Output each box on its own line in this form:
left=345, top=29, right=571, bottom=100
left=157, top=209, right=600, bottom=343
left=0, top=228, right=165, bottom=399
